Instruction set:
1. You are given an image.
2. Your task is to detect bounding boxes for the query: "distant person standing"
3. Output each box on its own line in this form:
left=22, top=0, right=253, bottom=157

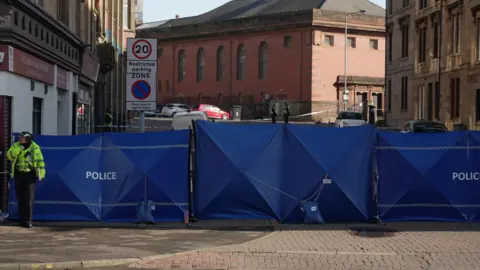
left=283, top=103, right=290, bottom=124
left=104, top=108, right=113, bottom=132
left=271, top=106, right=277, bottom=124
left=7, top=132, right=46, bottom=228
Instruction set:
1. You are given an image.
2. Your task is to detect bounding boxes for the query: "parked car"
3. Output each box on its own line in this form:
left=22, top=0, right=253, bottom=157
left=172, top=111, right=209, bottom=130
left=161, top=103, right=190, bottom=117
left=144, top=110, right=161, bottom=117
left=191, top=104, right=230, bottom=120
left=401, top=120, right=448, bottom=133
left=334, top=111, right=366, bottom=127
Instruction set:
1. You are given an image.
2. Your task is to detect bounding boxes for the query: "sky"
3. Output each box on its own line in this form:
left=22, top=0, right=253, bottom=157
left=143, top=0, right=386, bottom=23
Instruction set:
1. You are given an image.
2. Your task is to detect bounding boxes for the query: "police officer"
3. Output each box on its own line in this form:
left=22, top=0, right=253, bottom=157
left=283, top=102, right=290, bottom=124
left=7, top=132, right=45, bottom=228
left=271, top=106, right=277, bottom=124
left=104, top=108, right=113, bottom=132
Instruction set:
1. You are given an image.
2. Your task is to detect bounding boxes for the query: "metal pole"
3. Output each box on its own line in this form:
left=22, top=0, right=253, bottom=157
left=139, top=111, right=145, bottom=132
left=344, top=15, right=348, bottom=111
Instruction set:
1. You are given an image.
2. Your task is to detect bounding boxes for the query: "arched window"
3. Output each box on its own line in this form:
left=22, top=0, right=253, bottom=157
left=236, top=44, right=246, bottom=80
left=216, top=46, right=225, bottom=81
left=197, top=48, right=205, bottom=82
left=258, top=42, right=268, bottom=80
left=178, top=50, right=186, bottom=82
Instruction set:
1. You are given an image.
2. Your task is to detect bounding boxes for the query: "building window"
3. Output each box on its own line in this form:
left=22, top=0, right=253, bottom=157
left=452, top=14, right=460, bottom=54
left=236, top=44, right=246, bottom=80
left=450, top=78, right=460, bottom=119
left=401, top=23, right=409, bottom=58
left=347, top=37, right=356, bottom=48
left=369, top=39, right=378, bottom=50
left=476, top=89, right=480, bottom=121
left=166, top=80, right=170, bottom=92
left=388, top=31, right=392, bottom=62
left=419, top=0, right=428, bottom=10
left=157, top=80, right=162, bottom=93
left=29, top=21, right=32, bottom=34
left=324, top=35, right=334, bottom=46
left=387, top=79, right=392, bottom=111
left=283, top=36, right=292, bottom=48
left=258, top=42, right=268, bottom=80
left=177, top=49, right=185, bottom=82
left=418, top=84, right=425, bottom=119
left=433, top=22, right=439, bottom=58
left=418, top=26, right=427, bottom=62
left=435, top=82, right=440, bottom=120
left=427, top=83, right=433, bottom=120
left=388, top=0, right=392, bottom=14
left=403, top=0, right=409, bottom=7
left=14, top=12, right=18, bottom=25
left=401, top=76, right=408, bottom=110
left=21, top=16, right=25, bottom=30
left=57, top=0, right=69, bottom=26
left=196, top=48, right=205, bottom=82
left=32, top=97, right=43, bottom=134
left=216, top=46, right=225, bottom=81
left=477, top=18, right=480, bottom=60
left=34, top=24, right=38, bottom=37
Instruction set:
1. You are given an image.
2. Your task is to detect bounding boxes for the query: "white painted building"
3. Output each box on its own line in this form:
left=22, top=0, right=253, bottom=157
left=0, top=45, right=77, bottom=136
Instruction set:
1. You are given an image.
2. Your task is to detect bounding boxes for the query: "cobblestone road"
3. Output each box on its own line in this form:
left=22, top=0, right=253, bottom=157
left=131, top=223, right=480, bottom=270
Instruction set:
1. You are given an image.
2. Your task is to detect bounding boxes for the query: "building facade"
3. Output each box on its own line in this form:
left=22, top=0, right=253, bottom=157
left=386, top=0, right=480, bottom=129
left=138, top=0, right=385, bottom=121
left=134, top=0, right=143, bottom=25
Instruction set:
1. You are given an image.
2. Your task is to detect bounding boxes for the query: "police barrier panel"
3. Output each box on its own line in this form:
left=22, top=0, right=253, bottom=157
left=9, top=130, right=190, bottom=222
left=194, top=121, right=376, bottom=223
left=376, top=131, right=480, bottom=222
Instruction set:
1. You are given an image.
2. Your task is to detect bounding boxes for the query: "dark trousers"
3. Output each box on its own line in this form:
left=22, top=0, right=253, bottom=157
left=14, top=171, right=36, bottom=223
left=271, top=115, right=276, bottom=124
left=284, top=115, right=289, bottom=124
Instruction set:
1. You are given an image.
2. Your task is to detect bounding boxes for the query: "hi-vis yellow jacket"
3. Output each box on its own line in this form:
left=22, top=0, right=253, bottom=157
left=7, top=142, right=46, bottom=179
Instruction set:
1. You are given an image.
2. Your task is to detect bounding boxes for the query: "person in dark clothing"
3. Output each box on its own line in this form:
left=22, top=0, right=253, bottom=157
left=271, top=107, right=277, bottom=124
left=283, top=103, right=290, bottom=124
left=7, top=131, right=46, bottom=228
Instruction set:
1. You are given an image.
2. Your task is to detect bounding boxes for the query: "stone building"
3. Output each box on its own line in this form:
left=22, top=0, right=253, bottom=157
left=137, top=0, right=386, bottom=121
left=386, top=0, right=480, bottom=129
left=0, top=0, right=135, bottom=210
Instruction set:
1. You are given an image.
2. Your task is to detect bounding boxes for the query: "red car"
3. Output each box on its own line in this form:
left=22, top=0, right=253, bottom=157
left=191, top=104, right=230, bottom=120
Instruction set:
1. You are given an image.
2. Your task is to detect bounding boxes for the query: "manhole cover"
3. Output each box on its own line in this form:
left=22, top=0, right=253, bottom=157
left=349, top=227, right=397, bottom=238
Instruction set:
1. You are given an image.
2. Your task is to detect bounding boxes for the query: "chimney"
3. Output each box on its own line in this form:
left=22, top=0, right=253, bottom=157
left=175, top=14, right=180, bottom=19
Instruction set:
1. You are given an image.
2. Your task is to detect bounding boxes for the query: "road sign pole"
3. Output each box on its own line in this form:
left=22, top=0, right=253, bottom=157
left=139, top=111, right=145, bottom=133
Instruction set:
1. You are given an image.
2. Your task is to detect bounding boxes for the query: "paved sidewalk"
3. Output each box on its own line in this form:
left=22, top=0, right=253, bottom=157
left=131, top=223, right=480, bottom=270
left=0, top=221, right=271, bottom=269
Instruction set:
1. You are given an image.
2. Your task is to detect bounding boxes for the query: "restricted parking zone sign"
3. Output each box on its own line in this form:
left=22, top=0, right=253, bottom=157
left=126, top=38, right=157, bottom=111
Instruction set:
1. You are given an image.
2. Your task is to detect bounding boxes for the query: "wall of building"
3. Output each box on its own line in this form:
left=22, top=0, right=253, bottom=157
left=0, top=70, right=73, bottom=135
left=311, top=29, right=385, bottom=102
left=156, top=29, right=309, bottom=107
left=385, top=1, right=415, bottom=128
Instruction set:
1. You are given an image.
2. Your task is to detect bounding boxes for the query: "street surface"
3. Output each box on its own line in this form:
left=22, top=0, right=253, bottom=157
left=125, top=117, right=314, bottom=132
left=130, top=222, right=480, bottom=270
left=2, top=221, right=480, bottom=269
left=0, top=221, right=270, bottom=269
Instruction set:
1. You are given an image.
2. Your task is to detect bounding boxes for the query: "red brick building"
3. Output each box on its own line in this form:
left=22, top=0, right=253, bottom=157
left=137, top=0, right=386, bottom=120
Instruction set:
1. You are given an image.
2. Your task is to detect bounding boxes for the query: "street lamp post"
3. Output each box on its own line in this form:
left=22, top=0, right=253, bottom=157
left=344, top=10, right=366, bottom=110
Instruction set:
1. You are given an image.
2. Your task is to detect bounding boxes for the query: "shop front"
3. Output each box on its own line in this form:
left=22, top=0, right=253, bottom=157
left=78, top=50, right=100, bottom=134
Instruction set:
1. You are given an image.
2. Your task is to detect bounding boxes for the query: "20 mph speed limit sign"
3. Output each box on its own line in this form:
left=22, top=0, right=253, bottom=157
left=126, top=38, right=157, bottom=61
left=126, top=38, right=158, bottom=111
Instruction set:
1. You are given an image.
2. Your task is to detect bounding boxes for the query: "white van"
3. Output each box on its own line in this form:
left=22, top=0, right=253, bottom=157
left=172, top=111, right=209, bottom=130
